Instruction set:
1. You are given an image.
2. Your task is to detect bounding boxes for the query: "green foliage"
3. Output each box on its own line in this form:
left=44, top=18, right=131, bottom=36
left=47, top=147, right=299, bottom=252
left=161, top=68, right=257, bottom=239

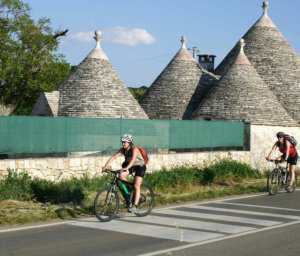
left=128, top=86, right=148, bottom=101
left=144, top=160, right=262, bottom=190
left=0, top=0, right=71, bottom=115
left=206, top=159, right=262, bottom=181
left=0, top=169, right=32, bottom=201
left=0, top=160, right=262, bottom=204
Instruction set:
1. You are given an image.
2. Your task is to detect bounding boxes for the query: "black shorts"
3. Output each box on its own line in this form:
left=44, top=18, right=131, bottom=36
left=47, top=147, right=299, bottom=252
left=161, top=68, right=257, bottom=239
left=122, top=162, right=147, bottom=178
left=282, top=152, right=298, bottom=166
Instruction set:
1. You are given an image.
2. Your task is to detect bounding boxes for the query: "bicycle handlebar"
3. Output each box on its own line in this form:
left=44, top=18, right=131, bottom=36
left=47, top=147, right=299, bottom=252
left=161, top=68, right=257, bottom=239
left=103, top=169, right=120, bottom=175
left=269, top=159, right=286, bottom=163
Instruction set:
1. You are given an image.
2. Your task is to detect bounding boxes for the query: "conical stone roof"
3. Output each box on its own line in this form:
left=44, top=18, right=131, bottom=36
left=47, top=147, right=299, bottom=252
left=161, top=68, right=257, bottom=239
left=46, top=30, right=147, bottom=119
left=192, top=39, right=297, bottom=126
left=214, top=1, right=300, bottom=123
left=139, top=36, right=202, bottom=119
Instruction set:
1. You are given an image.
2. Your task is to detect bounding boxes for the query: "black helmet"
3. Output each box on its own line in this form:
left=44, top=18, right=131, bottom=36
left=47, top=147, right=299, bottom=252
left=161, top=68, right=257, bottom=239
left=276, top=132, right=285, bottom=138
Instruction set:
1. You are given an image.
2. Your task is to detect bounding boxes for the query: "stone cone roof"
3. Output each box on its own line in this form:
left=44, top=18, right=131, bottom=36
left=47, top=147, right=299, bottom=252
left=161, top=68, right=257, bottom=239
left=32, top=30, right=148, bottom=119
left=139, top=36, right=203, bottom=119
left=214, top=1, right=300, bottom=123
left=192, top=39, right=297, bottom=126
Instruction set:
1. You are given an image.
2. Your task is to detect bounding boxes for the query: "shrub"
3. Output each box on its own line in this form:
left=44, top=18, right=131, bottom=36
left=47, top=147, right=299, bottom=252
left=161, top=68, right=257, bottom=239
left=0, top=170, right=33, bottom=201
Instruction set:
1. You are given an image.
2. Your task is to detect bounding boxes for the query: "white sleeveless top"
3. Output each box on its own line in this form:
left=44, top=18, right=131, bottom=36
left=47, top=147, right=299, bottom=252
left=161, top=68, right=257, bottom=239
left=123, top=146, right=144, bottom=166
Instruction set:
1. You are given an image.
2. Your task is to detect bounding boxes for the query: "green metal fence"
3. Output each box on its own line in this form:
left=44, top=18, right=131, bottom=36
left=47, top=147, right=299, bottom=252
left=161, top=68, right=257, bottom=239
left=0, top=116, right=244, bottom=154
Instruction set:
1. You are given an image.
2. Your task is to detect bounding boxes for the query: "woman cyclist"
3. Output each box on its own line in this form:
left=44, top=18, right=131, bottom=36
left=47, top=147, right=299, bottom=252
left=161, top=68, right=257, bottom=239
left=266, top=132, right=298, bottom=192
left=102, top=134, right=147, bottom=214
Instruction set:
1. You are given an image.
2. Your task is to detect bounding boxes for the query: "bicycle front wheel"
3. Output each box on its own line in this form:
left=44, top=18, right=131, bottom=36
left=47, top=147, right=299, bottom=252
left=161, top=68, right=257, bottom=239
left=135, top=184, right=154, bottom=217
left=267, top=169, right=281, bottom=195
left=94, top=187, right=119, bottom=222
left=285, top=171, right=298, bottom=193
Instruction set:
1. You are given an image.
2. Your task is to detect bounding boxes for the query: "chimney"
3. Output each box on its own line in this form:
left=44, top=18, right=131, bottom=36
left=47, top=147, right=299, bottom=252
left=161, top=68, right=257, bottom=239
left=197, top=54, right=216, bottom=72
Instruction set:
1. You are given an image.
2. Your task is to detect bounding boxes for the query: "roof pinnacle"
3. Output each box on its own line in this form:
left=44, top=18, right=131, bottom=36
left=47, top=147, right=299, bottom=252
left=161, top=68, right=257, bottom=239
left=94, top=30, right=103, bottom=47
left=239, top=38, right=246, bottom=51
left=262, top=1, right=269, bottom=15
left=180, top=36, right=187, bottom=49
left=87, top=29, right=108, bottom=60
left=234, top=38, right=250, bottom=65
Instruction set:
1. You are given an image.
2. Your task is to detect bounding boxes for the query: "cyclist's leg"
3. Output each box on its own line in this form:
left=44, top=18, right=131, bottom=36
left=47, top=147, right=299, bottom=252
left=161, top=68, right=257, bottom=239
left=133, top=176, right=143, bottom=205
left=132, top=165, right=146, bottom=205
left=120, top=161, right=130, bottom=181
left=288, top=153, right=298, bottom=187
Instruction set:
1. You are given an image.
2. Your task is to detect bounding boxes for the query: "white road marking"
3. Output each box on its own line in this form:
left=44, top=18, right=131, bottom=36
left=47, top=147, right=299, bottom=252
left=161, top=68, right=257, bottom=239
left=120, top=215, right=255, bottom=234
left=139, top=220, right=300, bottom=256
left=186, top=205, right=300, bottom=220
left=152, top=192, right=267, bottom=212
left=0, top=221, right=73, bottom=233
left=158, top=209, right=281, bottom=226
left=217, top=202, right=300, bottom=212
left=69, top=218, right=224, bottom=243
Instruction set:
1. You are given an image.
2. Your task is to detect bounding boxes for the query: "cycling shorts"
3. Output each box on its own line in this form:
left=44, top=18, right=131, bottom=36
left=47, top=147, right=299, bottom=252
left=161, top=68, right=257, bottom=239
left=122, top=161, right=147, bottom=178
left=282, top=152, right=298, bottom=166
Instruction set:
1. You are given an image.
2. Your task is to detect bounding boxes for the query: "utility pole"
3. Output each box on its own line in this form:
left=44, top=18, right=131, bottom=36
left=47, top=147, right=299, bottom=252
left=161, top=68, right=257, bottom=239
left=188, top=47, right=200, bottom=58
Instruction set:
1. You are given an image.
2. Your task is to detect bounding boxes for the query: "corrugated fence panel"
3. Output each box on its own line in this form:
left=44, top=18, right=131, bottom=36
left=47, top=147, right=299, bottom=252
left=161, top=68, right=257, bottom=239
left=0, top=116, right=244, bottom=154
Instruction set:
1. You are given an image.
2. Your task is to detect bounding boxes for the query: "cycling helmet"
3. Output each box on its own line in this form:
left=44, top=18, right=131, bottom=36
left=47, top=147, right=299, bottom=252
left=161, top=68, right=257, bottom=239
left=121, top=134, right=133, bottom=142
left=276, top=132, right=285, bottom=138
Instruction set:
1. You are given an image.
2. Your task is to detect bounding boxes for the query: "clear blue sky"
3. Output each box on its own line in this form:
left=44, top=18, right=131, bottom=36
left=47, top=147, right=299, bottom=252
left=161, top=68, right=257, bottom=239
left=25, top=0, right=300, bottom=88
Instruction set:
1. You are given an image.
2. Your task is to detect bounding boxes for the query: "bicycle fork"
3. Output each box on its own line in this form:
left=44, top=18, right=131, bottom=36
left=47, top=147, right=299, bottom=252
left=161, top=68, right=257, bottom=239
left=105, top=186, right=116, bottom=206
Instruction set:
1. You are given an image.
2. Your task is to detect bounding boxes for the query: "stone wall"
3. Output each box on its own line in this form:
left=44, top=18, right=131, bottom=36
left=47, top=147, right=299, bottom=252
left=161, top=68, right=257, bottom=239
left=0, top=151, right=250, bottom=181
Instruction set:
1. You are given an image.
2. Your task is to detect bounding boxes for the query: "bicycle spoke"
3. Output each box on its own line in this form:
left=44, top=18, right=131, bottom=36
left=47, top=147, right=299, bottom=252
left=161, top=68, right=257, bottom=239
left=135, top=184, right=154, bottom=217
left=94, top=187, right=119, bottom=222
left=267, top=169, right=281, bottom=195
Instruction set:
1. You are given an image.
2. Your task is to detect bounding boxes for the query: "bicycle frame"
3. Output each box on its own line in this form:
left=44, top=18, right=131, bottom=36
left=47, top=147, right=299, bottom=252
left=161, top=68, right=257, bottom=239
left=107, top=170, right=135, bottom=203
left=270, top=160, right=288, bottom=183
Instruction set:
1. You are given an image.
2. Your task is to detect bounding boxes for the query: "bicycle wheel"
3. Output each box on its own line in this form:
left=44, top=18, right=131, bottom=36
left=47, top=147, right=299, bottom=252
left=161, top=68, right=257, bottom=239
left=267, top=169, right=281, bottom=195
left=94, top=187, right=119, bottom=222
left=135, top=184, right=154, bottom=217
left=285, top=171, right=298, bottom=193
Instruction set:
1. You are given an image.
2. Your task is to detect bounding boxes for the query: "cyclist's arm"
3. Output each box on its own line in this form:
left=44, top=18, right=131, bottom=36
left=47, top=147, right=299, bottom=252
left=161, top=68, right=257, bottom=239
left=102, top=149, right=123, bottom=172
left=266, top=142, right=278, bottom=161
left=285, top=140, right=291, bottom=161
left=122, top=146, right=138, bottom=170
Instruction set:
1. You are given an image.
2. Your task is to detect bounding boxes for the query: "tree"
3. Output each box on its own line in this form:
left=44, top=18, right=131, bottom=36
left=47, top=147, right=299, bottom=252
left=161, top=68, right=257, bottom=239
left=0, top=0, right=70, bottom=115
left=128, top=86, right=148, bottom=101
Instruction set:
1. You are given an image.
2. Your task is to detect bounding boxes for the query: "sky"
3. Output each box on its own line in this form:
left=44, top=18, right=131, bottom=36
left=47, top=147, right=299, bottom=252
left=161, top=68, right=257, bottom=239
left=24, top=0, right=300, bottom=88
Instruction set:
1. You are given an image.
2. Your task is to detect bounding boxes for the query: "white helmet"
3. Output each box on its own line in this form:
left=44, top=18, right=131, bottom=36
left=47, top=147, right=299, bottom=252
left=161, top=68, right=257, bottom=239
left=121, top=134, right=133, bottom=142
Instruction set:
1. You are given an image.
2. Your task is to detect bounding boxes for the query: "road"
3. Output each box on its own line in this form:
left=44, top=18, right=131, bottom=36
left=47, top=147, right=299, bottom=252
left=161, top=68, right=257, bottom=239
left=1, top=190, right=300, bottom=256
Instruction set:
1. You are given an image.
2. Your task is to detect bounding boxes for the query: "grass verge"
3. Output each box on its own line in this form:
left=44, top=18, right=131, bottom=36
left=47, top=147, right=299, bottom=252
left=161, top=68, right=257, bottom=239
left=0, top=159, right=275, bottom=226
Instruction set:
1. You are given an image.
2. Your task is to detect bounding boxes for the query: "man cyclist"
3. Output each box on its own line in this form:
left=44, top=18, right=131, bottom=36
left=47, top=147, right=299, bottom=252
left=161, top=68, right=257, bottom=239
left=266, top=132, right=298, bottom=192
left=102, top=134, right=147, bottom=214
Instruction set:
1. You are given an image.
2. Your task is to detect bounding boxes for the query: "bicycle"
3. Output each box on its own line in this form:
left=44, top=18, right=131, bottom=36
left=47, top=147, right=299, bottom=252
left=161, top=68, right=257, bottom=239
left=267, top=159, right=298, bottom=195
left=94, top=169, right=154, bottom=222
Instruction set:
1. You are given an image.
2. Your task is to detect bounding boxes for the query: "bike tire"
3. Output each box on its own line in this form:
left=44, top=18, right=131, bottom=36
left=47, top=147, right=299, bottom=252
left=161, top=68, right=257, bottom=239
left=135, top=184, right=154, bottom=217
left=285, top=171, right=298, bottom=193
left=94, top=187, right=119, bottom=222
left=267, top=169, right=281, bottom=195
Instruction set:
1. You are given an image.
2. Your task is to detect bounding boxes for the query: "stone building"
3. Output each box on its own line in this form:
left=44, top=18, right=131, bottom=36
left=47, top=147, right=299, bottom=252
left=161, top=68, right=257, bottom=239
left=214, top=1, right=300, bottom=123
left=31, top=30, right=148, bottom=119
left=139, top=36, right=217, bottom=120
left=191, top=39, right=297, bottom=127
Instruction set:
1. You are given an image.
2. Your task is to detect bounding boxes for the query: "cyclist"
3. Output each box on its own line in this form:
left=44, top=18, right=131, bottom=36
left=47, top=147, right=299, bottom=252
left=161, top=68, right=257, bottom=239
left=266, top=132, right=298, bottom=191
left=102, top=134, right=147, bottom=214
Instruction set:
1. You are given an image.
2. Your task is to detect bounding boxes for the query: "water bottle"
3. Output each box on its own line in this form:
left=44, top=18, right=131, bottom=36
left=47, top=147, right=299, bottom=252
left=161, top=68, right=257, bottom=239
left=121, top=184, right=129, bottom=194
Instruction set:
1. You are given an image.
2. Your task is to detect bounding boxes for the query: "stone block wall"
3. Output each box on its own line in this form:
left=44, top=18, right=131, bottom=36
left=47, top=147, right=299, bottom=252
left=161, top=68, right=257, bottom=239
left=0, top=151, right=250, bottom=181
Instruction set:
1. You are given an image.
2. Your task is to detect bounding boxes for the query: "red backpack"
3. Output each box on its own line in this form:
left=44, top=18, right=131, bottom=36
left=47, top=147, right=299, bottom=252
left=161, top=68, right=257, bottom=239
left=136, top=146, right=149, bottom=165
left=123, top=145, right=149, bottom=165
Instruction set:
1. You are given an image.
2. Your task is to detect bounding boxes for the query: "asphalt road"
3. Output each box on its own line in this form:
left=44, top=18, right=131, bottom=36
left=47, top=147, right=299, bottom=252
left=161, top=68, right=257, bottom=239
left=1, top=190, right=300, bottom=256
